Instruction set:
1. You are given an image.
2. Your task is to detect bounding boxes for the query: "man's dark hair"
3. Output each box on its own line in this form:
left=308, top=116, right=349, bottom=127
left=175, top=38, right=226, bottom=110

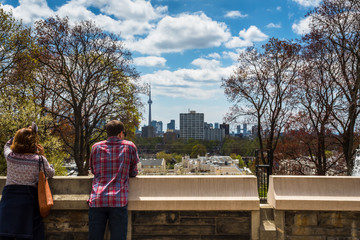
left=106, top=120, right=125, bottom=137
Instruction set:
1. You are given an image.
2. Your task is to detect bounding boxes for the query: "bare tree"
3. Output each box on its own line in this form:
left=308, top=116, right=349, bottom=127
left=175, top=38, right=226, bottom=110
left=286, top=31, right=342, bottom=175
left=308, top=0, right=360, bottom=174
left=33, top=17, right=141, bottom=175
left=222, top=38, right=301, bottom=174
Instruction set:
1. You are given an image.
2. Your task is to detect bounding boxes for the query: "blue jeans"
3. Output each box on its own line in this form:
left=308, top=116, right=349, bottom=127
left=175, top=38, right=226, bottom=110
left=88, top=206, right=128, bottom=240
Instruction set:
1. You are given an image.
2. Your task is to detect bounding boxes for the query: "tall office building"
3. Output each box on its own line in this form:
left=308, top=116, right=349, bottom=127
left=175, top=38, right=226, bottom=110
left=141, top=125, right=155, bottom=138
left=180, top=110, right=204, bottom=140
left=236, top=125, right=241, bottom=134
left=243, top=123, right=248, bottom=136
left=151, top=120, right=163, bottom=135
left=214, top=122, right=219, bottom=129
left=204, top=123, right=225, bottom=141
left=236, top=123, right=249, bottom=136
left=167, top=120, right=175, bottom=130
left=220, top=123, right=230, bottom=136
left=252, top=125, right=258, bottom=138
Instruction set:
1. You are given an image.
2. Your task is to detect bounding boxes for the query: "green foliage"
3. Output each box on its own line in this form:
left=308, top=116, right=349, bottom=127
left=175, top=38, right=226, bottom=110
left=0, top=97, right=67, bottom=176
left=221, top=137, right=259, bottom=156
left=238, top=158, right=246, bottom=168
left=230, top=153, right=237, bottom=159
left=135, top=137, right=223, bottom=156
left=167, top=163, right=175, bottom=169
left=135, top=137, right=164, bottom=154
left=258, top=183, right=268, bottom=199
left=172, top=153, right=182, bottom=163
left=230, top=153, right=246, bottom=168
left=156, top=151, right=182, bottom=170
left=156, top=151, right=173, bottom=163
left=190, top=144, right=207, bottom=158
left=0, top=7, right=33, bottom=88
left=325, top=150, right=333, bottom=159
left=41, top=133, right=68, bottom=176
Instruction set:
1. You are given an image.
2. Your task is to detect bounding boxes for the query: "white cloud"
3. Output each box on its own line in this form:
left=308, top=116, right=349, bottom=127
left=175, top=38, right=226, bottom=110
left=133, top=56, right=166, bottom=67
left=276, top=6, right=282, bottom=11
left=4, top=0, right=167, bottom=39
left=292, top=0, right=321, bottom=7
left=225, top=25, right=268, bottom=48
left=223, top=51, right=239, bottom=61
left=266, top=23, right=282, bottom=29
left=56, top=0, right=165, bottom=39
left=57, top=0, right=166, bottom=23
left=140, top=61, right=234, bottom=100
left=56, top=4, right=127, bottom=34
left=225, top=11, right=248, bottom=19
left=87, top=0, right=167, bottom=22
left=3, top=0, right=53, bottom=24
left=152, top=85, right=224, bottom=100
left=191, top=58, right=221, bottom=69
left=223, top=49, right=245, bottom=62
left=127, top=12, right=231, bottom=55
left=207, top=53, right=221, bottom=59
left=292, top=16, right=311, bottom=35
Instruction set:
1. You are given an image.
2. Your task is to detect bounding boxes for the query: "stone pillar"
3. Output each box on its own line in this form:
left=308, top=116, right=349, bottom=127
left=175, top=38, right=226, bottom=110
left=274, top=210, right=284, bottom=240
left=251, top=210, right=260, bottom=240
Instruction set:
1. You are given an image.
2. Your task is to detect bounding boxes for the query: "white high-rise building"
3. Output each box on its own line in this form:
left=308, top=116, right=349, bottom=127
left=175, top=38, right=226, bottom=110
left=180, top=110, right=204, bottom=140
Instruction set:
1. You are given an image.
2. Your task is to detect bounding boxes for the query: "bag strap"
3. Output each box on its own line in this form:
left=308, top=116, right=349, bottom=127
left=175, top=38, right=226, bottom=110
left=39, top=155, right=47, bottom=178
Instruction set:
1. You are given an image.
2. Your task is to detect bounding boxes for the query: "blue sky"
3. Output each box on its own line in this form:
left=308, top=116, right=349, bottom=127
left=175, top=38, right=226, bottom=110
left=1, top=0, right=319, bottom=130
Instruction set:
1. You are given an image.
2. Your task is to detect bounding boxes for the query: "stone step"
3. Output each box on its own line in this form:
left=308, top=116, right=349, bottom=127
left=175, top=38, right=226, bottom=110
left=260, top=204, right=276, bottom=240
left=260, top=219, right=277, bottom=240
left=260, top=204, right=274, bottom=221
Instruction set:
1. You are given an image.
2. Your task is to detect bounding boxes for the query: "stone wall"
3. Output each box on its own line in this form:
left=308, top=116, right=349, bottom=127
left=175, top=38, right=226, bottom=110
left=0, top=176, right=259, bottom=240
left=284, top=211, right=360, bottom=240
left=41, top=210, right=253, bottom=240
left=268, top=176, right=360, bottom=240
left=2, top=175, right=360, bottom=239
left=131, top=211, right=251, bottom=240
left=44, top=210, right=89, bottom=240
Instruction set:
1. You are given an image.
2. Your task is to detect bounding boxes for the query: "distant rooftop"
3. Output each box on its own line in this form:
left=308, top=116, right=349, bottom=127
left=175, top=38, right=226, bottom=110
left=140, top=158, right=164, bottom=166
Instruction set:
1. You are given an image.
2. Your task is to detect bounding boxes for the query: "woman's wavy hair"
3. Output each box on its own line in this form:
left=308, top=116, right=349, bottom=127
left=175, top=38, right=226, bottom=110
left=10, top=127, right=38, bottom=154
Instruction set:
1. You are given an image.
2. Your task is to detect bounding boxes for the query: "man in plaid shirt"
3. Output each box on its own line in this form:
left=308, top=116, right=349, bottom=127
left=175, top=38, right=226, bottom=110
left=88, top=120, right=139, bottom=240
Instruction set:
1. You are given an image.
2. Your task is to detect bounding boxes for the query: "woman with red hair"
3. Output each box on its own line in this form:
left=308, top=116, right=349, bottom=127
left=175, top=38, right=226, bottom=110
left=0, top=126, right=54, bottom=240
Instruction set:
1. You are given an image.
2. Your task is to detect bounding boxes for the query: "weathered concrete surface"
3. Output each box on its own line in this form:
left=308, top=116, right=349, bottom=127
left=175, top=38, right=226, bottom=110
left=284, top=211, right=360, bottom=239
left=131, top=211, right=251, bottom=240
left=267, top=176, right=360, bottom=240
left=129, top=175, right=260, bottom=211
left=267, top=176, right=360, bottom=211
left=0, top=175, right=260, bottom=240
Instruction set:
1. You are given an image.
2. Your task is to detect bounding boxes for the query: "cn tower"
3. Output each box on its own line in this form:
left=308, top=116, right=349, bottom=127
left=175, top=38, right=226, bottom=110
left=148, top=84, right=152, bottom=126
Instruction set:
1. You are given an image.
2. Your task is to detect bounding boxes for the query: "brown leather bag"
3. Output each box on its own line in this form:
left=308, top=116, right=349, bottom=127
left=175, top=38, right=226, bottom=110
left=38, top=156, right=54, bottom=218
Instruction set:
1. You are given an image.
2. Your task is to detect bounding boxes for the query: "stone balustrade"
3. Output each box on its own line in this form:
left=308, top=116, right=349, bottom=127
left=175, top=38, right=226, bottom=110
left=1, top=175, right=360, bottom=239
left=267, top=176, right=360, bottom=240
left=0, top=175, right=260, bottom=240
left=267, top=175, right=360, bottom=211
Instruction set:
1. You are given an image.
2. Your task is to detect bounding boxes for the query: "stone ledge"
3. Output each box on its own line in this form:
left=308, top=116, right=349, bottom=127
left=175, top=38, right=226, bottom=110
left=52, top=194, right=89, bottom=210
left=267, top=176, right=360, bottom=211
left=0, top=175, right=260, bottom=211
left=129, top=176, right=260, bottom=210
left=129, top=198, right=259, bottom=211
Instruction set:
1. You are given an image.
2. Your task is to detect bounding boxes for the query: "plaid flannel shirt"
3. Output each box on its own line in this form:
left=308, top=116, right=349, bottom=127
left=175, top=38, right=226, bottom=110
left=88, top=136, right=139, bottom=207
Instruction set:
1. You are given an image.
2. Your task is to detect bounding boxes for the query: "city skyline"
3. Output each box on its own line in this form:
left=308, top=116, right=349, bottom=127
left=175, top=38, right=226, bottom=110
left=1, top=0, right=317, bottom=128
